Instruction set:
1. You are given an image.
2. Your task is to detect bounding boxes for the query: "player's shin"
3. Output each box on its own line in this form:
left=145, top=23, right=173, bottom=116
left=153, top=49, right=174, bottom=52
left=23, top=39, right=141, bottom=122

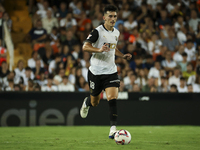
left=108, top=99, right=117, bottom=126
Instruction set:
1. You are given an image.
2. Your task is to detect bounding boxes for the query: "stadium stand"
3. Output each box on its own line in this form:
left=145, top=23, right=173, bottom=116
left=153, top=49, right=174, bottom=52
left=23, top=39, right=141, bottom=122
left=0, top=0, right=200, bottom=93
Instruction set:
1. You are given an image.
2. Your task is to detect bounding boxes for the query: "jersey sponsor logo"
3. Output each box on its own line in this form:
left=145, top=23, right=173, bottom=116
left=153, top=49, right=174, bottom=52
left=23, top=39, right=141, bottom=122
left=103, top=35, right=107, bottom=39
left=87, top=34, right=92, bottom=39
left=115, top=36, right=118, bottom=41
left=103, top=43, right=116, bottom=49
left=90, top=80, right=95, bottom=89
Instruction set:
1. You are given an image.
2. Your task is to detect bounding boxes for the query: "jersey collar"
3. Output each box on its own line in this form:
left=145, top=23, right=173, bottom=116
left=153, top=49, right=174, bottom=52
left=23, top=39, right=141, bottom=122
left=102, top=24, right=114, bottom=32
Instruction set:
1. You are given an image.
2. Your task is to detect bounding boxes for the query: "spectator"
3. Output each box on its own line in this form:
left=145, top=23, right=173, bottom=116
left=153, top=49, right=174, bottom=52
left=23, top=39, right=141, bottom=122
left=76, top=75, right=88, bottom=91
left=72, top=44, right=81, bottom=60
left=21, top=67, right=35, bottom=86
left=121, top=3, right=131, bottom=20
left=32, top=59, right=45, bottom=78
left=157, top=10, right=172, bottom=26
left=189, top=10, right=200, bottom=33
left=148, top=61, right=160, bottom=79
left=58, top=76, right=75, bottom=92
left=0, top=61, right=10, bottom=79
left=174, top=15, right=185, bottom=32
left=15, top=60, right=34, bottom=82
left=53, top=68, right=65, bottom=85
left=89, top=4, right=101, bottom=20
left=134, top=42, right=147, bottom=59
left=26, top=19, right=47, bottom=44
left=142, top=77, right=157, bottom=92
left=184, top=40, right=196, bottom=62
left=124, top=14, right=138, bottom=32
left=35, top=71, right=47, bottom=86
left=33, top=83, right=41, bottom=91
left=182, top=63, right=196, bottom=81
left=24, top=79, right=34, bottom=91
left=178, top=77, right=188, bottom=93
left=4, top=79, right=14, bottom=91
left=157, top=76, right=168, bottom=92
left=162, top=28, right=179, bottom=51
left=156, top=46, right=167, bottom=62
left=125, top=74, right=137, bottom=91
left=14, top=84, right=21, bottom=91
left=48, top=53, right=62, bottom=74
left=92, top=12, right=104, bottom=28
left=71, top=1, right=82, bottom=18
left=56, top=1, right=68, bottom=19
left=42, top=10, right=59, bottom=34
left=61, top=30, right=78, bottom=50
left=38, top=38, right=53, bottom=60
left=178, top=52, right=188, bottom=72
left=161, top=50, right=177, bottom=72
left=119, top=80, right=126, bottom=92
left=129, top=56, right=143, bottom=73
left=173, top=45, right=185, bottom=63
left=28, top=51, right=44, bottom=69
left=148, top=33, right=162, bottom=54
left=36, top=0, right=53, bottom=19
left=41, top=74, right=58, bottom=91
left=169, top=84, right=178, bottom=93
left=143, top=55, right=154, bottom=71
left=187, top=84, right=193, bottom=93
left=68, top=67, right=76, bottom=85
left=135, top=69, right=147, bottom=87
left=177, top=26, right=187, bottom=44
left=147, top=0, right=162, bottom=10
left=132, top=84, right=141, bottom=92
left=60, top=12, right=77, bottom=33
left=168, top=67, right=181, bottom=87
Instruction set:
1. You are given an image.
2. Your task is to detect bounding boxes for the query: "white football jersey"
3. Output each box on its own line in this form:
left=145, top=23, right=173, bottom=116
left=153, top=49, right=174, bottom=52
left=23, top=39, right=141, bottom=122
left=85, top=25, right=120, bottom=75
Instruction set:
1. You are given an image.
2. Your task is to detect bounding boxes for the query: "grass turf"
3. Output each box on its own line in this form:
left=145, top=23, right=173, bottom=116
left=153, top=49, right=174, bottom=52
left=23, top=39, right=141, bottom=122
left=0, top=126, right=199, bottom=150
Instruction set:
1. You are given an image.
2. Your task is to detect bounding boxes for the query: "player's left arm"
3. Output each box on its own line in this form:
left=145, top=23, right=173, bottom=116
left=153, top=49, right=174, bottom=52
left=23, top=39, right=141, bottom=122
left=115, top=48, right=132, bottom=60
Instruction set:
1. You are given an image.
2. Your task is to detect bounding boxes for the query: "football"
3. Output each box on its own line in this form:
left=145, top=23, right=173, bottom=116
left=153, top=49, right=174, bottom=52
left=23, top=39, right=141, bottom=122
left=114, top=129, right=131, bottom=145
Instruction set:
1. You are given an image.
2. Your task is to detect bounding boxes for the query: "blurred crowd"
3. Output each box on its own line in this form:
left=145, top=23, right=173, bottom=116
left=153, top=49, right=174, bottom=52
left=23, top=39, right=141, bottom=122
left=1, top=0, right=200, bottom=93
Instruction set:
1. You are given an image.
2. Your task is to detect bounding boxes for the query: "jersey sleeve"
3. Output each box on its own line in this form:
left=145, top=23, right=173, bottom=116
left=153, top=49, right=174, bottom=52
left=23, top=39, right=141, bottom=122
left=85, top=29, right=99, bottom=43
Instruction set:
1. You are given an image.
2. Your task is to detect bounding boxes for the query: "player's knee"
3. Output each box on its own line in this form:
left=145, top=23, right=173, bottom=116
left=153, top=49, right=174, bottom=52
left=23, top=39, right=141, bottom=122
left=107, top=95, right=118, bottom=101
left=91, top=101, right=99, bottom=107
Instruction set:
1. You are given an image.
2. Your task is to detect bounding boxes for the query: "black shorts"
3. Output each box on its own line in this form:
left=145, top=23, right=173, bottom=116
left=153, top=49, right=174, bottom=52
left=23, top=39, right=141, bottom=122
left=88, top=70, right=120, bottom=96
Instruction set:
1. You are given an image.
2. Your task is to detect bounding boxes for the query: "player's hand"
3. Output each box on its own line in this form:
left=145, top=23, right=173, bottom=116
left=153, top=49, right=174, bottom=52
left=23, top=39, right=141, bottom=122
left=98, top=43, right=110, bottom=53
left=123, top=53, right=132, bottom=60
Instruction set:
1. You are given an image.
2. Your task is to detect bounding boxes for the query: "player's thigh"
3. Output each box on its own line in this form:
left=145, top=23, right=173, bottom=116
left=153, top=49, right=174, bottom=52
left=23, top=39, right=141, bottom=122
left=105, top=87, right=119, bottom=101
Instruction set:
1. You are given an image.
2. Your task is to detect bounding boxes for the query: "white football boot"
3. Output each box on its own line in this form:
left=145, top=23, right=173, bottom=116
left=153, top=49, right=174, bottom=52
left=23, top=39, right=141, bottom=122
left=109, top=126, right=117, bottom=139
left=80, top=97, right=90, bottom=118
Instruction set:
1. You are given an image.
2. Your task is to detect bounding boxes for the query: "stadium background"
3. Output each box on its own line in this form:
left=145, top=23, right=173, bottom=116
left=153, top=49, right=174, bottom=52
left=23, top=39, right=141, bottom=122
left=0, top=0, right=200, bottom=126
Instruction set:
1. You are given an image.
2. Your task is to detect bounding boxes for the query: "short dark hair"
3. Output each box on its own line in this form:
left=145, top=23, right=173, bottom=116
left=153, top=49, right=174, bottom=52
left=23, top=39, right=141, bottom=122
left=25, top=67, right=32, bottom=71
left=182, top=52, right=187, bottom=57
left=170, top=84, right=177, bottom=89
left=103, top=5, right=118, bottom=15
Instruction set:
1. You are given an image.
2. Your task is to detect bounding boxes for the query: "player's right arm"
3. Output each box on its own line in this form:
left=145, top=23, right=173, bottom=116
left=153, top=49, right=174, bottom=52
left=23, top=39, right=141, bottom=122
left=82, top=29, right=110, bottom=53
left=83, top=42, right=110, bottom=53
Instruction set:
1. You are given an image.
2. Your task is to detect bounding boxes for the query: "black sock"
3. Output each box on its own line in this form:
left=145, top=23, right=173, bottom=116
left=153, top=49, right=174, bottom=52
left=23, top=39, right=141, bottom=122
left=108, top=99, right=117, bottom=126
left=85, top=96, right=92, bottom=107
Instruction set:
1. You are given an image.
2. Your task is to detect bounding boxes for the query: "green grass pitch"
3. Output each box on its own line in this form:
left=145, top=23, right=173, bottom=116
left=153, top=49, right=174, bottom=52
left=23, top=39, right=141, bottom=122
left=0, top=126, right=200, bottom=150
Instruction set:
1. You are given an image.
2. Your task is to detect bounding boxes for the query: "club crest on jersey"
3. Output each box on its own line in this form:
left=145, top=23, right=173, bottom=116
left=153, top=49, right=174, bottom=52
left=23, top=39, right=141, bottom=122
left=103, top=43, right=116, bottom=49
left=115, top=36, right=118, bottom=41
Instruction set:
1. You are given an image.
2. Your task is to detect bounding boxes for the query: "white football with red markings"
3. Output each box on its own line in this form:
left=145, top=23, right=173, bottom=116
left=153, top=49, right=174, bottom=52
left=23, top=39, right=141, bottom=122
left=114, top=129, right=131, bottom=145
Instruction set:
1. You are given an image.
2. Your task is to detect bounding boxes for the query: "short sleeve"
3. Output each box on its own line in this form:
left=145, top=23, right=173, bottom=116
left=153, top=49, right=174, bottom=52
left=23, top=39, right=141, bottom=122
left=85, top=29, right=99, bottom=43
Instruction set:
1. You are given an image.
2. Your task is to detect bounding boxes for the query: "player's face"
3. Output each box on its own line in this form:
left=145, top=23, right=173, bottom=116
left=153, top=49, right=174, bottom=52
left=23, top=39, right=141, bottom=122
left=104, top=11, right=117, bottom=28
